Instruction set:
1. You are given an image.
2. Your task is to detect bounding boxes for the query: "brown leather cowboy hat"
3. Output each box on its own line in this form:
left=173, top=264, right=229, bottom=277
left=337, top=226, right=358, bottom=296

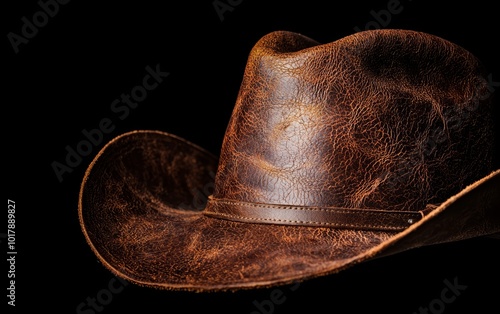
left=78, top=29, right=499, bottom=291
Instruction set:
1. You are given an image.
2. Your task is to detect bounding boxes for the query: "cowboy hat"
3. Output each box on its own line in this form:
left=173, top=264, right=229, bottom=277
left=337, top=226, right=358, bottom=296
left=78, top=29, right=499, bottom=291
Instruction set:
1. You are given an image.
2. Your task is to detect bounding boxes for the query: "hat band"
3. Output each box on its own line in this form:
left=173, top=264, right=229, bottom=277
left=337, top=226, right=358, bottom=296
left=203, top=196, right=434, bottom=231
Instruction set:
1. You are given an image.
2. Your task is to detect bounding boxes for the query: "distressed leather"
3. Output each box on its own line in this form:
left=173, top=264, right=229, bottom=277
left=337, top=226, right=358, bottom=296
left=204, top=196, right=432, bottom=231
left=79, top=29, right=499, bottom=291
left=206, top=29, right=493, bottom=220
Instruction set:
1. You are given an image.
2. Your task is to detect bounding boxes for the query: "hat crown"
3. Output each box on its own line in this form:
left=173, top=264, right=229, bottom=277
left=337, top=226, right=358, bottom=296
left=213, top=30, right=493, bottom=212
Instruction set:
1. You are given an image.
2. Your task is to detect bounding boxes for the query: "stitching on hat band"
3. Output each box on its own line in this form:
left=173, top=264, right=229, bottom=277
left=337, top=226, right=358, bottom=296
left=203, top=196, right=429, bottom=231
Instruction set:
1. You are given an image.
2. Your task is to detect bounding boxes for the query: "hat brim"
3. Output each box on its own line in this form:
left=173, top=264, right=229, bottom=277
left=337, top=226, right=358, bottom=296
left=78, top=130, right=500, bottom=291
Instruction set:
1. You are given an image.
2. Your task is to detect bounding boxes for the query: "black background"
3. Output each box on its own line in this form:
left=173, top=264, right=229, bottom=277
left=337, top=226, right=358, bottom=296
left=4, top=0, right=499, bottom=313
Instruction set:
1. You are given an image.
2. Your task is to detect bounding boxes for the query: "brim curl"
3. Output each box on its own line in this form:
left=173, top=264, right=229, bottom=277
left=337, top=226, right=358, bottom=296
left=78, top=131, right=500, bottom=291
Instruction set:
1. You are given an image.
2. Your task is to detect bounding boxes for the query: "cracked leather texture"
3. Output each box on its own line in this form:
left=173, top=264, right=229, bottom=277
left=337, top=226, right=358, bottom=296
left=212, top=30, right=493, bottom=211
left=79, top=29, right=499, bottom=291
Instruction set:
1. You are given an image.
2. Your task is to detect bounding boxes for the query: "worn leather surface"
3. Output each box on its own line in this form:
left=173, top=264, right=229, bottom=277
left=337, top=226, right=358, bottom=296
left=204, top=196, right=428, bottom=231
left=79, top=130, right=399, bottom=291
left=79, top=29, right=499, bottom=291
left=211, top=30, right=493, bottom=212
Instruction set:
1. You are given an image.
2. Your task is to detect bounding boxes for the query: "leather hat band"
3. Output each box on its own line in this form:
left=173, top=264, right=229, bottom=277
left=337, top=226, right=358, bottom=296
left=203, top=196, right=435, bottom=231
